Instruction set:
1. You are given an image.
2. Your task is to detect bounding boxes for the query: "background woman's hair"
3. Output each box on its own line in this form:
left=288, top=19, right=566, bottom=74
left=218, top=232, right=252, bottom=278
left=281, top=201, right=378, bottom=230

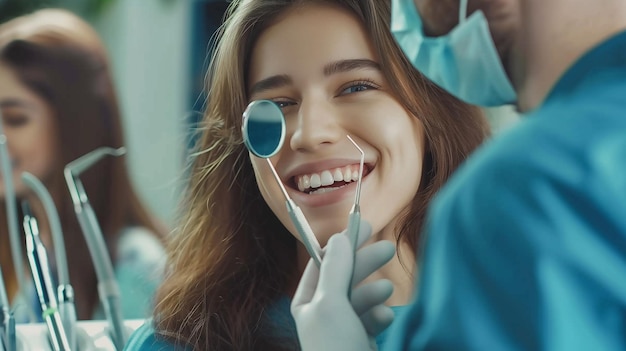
left=0, top=9, right=164, bottom=318
left=153, top=0, right=489, bottom=349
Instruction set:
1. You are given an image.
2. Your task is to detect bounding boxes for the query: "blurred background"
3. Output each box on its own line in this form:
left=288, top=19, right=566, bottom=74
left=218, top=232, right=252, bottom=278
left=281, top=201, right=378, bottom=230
left=1, top=0, right=231, bottom=227
left=0, top=0, right=519, bottom=228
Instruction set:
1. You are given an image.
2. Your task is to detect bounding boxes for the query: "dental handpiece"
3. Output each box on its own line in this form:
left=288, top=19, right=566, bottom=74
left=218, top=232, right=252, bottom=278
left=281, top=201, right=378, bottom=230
left=22, top=172, right=77, bottom=351
left=64, top=147, right=127, bottom=350
left=22, top=203, right=70, bottom=351
left=266, top=159, right=323, bottom=267
left=0, top=113, right=32, bottom=323
left=0, top=267, right=16, bottom=351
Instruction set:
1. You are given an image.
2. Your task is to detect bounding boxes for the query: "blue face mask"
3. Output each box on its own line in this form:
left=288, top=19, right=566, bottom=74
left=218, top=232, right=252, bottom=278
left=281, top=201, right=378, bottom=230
left=391, top=0, right=516, bottom=107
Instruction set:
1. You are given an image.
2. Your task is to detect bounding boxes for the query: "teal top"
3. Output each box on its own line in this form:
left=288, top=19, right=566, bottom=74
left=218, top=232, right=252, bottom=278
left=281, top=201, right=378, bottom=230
left=385, top=30, right=626, bottom=350
left=14, top=226, right=164, bottom=322
left=124, top=296, right=408, bottom=350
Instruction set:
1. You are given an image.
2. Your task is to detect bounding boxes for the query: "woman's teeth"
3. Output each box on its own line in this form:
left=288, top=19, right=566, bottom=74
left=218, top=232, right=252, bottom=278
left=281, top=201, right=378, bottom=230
left=296, top=165, right=361, bottom=193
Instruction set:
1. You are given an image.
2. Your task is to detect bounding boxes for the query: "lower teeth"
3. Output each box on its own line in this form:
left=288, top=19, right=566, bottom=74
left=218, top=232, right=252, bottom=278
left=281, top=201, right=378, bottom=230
left=308, top=185, right=346, bottom=195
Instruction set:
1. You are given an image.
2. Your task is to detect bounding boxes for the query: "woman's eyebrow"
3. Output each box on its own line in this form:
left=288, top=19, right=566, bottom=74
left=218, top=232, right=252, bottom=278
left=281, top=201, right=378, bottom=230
left=323, top=59, right=381, bottom=76
left=248, top=59, right=380, bottom=97
left=0, top=98, right=37, bottom=110
left=249, top=74, right=292, bottom=96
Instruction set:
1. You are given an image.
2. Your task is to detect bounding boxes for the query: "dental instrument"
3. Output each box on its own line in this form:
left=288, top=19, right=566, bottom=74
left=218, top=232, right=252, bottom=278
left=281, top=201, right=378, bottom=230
left=242, top=100, right=323, bottom=267
left=0, top=111, right=33, bottom=322
left=22, top=172, right=77, bottom=351
left=345, top=135, right=364, bottom=250
left=0, top=266, right=15, bottom=351
left=22, top=202, right=70, bottom=351
left=345, top=135, right=364, bottom=296
left=64, top=146, right=128, bottom=350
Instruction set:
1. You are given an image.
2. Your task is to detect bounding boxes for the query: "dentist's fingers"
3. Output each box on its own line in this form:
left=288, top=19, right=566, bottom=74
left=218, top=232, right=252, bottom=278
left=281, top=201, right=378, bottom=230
left=292, top=258, right=321, bottom=310
left=359, top=304, right=395, bottom=336
left=317, top=233, right=354, bottom=295
left=350, top=279, right=393, bottom=316
left=352, top=241, right=395, bottom=285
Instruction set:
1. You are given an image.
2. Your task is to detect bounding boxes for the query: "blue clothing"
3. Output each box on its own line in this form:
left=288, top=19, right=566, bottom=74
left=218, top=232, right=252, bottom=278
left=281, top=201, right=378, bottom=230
left=94, top=227, right=165, bottom=320
left=124, top=320, right=190, bottom=351
left=124, top=297, right=408, bottom=350
left=14, top=226, right=164, bottom=323
left=385, top=31, right=626, bottom=350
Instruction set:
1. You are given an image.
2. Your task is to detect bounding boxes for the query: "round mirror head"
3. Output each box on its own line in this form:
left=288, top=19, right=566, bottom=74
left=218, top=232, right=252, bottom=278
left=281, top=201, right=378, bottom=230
left=242, top=100, right=286, bottom=158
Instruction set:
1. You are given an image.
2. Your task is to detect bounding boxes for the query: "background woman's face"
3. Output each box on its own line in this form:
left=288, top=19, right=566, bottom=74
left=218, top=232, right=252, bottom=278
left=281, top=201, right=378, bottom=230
left=0, top=63, right=60, bottom=197
left=247, top=3, right=425, bottom=251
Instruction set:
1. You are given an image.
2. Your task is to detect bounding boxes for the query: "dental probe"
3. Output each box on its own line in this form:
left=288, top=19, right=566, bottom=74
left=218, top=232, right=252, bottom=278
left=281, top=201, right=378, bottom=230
left=346, top=135, right=364, bottom=295
left=346, top=136, right=364, bottom=248
left=22, top=202, right=70, bottom=351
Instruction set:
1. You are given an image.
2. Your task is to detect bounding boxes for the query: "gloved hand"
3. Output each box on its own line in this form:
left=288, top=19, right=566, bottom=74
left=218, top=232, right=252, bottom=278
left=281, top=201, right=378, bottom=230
left=291, top=219, right=396, bottom=351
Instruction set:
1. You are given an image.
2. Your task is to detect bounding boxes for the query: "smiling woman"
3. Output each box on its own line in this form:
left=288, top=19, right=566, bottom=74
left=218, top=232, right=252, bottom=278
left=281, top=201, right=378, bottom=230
left=125, top=0, right=489, bottom=350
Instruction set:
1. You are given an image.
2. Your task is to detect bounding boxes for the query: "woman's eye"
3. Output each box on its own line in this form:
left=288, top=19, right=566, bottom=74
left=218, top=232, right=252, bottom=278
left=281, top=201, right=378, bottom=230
left=272, top=100, right=296, bottom=109
left=2, top=114, right=29, bottom=127
left=339, top=81, right=378, bottom=95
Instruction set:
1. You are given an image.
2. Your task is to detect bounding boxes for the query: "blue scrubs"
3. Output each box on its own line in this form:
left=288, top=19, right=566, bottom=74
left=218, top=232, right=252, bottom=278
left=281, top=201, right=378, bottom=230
left=385, top=30, right=626, bottom=350
left=124, top=297, right=408, bottom=350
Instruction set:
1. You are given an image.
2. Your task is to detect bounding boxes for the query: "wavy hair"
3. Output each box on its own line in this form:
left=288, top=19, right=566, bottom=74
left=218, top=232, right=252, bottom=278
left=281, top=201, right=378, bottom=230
left=154, top=0, right=489, bottom=349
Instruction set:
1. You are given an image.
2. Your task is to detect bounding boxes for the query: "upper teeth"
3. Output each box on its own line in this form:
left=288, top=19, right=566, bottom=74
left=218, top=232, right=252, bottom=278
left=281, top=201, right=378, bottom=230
left=296, top=165, right=361, bottom=192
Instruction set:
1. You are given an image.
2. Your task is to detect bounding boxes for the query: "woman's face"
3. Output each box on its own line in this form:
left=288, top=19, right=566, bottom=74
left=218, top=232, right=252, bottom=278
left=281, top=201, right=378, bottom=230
left=0, top=62, right=60, bottom=197
left=247, top=3, right=425, bottom=249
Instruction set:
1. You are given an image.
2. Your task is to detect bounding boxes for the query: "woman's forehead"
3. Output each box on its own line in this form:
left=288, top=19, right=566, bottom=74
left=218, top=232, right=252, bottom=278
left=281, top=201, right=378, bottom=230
left=247, top=2, right=376, bottom=89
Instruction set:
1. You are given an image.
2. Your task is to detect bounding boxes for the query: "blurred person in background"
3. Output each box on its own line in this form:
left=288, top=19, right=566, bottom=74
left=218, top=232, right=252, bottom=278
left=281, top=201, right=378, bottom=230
left=0, top=8, right=167, bottom=321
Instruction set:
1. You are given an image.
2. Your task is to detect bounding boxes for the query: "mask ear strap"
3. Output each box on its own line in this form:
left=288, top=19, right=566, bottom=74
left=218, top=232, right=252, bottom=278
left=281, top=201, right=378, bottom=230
left=459, top=0, right=468, bottom=23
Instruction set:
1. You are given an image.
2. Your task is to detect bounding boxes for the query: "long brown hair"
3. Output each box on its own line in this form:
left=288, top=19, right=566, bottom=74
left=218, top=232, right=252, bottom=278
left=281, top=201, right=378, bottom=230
left=0, top=9, right=164, bottom=319
left=154, top=0, right=489, bottom=349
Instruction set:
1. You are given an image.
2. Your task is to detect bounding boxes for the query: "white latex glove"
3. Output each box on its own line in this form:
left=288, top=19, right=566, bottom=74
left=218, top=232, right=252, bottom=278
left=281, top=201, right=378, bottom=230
left=291, top=220, right=396, bottom=351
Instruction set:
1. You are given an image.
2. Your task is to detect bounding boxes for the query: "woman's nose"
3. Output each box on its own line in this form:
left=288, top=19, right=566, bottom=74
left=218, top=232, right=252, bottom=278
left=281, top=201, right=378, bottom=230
left=288, top=99, right=343, bottom=152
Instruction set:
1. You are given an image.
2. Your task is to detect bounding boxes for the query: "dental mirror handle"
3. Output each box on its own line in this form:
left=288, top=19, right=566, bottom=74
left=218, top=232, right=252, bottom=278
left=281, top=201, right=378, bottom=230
left=286, top=200, right=322, bottom=267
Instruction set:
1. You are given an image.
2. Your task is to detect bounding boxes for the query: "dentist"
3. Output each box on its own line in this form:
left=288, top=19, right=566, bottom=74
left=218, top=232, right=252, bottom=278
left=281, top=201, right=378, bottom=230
left=292, top=0, right=626, bottom=349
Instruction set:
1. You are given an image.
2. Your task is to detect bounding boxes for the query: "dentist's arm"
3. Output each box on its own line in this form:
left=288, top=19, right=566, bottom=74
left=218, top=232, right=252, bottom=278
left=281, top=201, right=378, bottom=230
left=291, top=220, right=395, bottom=351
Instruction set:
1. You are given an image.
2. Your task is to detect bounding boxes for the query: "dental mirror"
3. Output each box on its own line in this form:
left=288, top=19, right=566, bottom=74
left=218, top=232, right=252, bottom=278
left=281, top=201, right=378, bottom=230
left=242, top=100, right=285, bottom=158
left=242, top=100, right=322, bottom=267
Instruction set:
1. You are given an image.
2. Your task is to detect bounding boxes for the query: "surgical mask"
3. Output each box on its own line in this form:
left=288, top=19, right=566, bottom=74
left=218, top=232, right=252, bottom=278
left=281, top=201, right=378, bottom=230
left=391, top=0, right=516, bottom=106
